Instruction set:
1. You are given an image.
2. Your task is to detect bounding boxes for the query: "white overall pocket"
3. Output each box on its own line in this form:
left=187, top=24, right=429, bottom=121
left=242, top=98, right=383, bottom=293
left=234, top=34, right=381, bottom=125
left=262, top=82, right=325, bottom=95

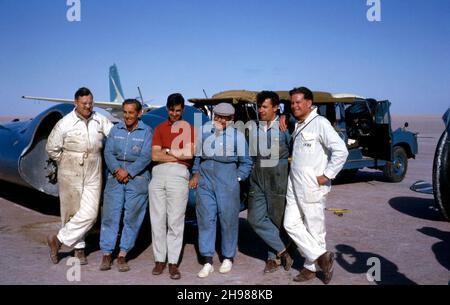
left=301, top=167, right=324, bottom=203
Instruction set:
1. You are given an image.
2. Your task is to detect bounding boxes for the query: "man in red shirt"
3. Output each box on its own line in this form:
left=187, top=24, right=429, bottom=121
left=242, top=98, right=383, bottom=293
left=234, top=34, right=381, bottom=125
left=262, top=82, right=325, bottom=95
left=149, top=93, right=195, bottom=280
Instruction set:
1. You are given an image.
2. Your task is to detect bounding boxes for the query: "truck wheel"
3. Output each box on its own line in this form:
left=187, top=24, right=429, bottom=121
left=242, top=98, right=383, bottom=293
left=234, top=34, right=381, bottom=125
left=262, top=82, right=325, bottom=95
left=433, top=130, right=450, bottom=220
left=383, top=146, right=408, bottom=182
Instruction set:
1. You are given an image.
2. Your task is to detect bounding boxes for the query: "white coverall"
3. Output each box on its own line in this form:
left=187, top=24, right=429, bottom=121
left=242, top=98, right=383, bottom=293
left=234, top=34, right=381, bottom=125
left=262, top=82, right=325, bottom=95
left=46, top=110, right=113, bottom=249
left=284, top=107, right=348, bottom=272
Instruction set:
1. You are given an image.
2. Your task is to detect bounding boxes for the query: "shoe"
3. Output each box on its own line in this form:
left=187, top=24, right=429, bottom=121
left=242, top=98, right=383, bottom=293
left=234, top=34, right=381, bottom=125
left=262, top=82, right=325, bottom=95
left=47, top=234, right=61, bottom=264
left=317, top=251, right=335, bottom=284
left=169, top=264, right=181, bottom=280
left=293, top=268, right=316, bottom=282
left=198, top=263, right=214, bottom=278
left=152, top=262, right=166, bottom=275
left=278, top=250, right=293, bottom=271
left=99, top=254, right=112, bottom=271
left=219, top=259, right=233, bottom=274
left=117, top=256, right=130, bottom=272
left=264, top=259, right=279, bottom=273
left=74, top=248, right=88, bottom=265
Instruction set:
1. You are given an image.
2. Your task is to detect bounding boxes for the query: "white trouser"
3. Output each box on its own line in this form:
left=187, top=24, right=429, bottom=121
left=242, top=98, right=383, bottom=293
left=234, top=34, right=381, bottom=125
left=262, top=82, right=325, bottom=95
left=57, top=152, right=102, bottom=248
left=149, top=163, right=189, bottom=264
left=284, top=176, right=327, bottom=272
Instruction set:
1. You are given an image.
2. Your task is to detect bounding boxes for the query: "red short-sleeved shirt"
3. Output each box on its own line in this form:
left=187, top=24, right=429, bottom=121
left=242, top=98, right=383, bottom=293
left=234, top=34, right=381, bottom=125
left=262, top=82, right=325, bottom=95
left=152, top=119, right=195, bottom=168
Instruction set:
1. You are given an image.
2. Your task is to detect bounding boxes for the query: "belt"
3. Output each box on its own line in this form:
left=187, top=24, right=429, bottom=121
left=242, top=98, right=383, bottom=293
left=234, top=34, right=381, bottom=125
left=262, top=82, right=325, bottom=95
left=64, top=150, right=101, bottom=165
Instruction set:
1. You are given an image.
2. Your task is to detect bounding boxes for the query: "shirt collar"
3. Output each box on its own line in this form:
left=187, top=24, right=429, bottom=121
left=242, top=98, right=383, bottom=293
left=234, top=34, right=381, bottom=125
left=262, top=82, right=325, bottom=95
left=166, top=118, right=183, bottom=126
left=117, top=119, right=145, bottom=131
left=297, top=107, right=318, bottom=126
left=262, top=115, right=279, bottom=131
left=71, top=109, right=99, bottom=125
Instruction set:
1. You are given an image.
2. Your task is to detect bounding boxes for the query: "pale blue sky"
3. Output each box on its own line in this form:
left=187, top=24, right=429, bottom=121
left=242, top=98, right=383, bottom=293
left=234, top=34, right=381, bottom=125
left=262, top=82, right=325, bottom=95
left=1, top=0, right=449, bottom=116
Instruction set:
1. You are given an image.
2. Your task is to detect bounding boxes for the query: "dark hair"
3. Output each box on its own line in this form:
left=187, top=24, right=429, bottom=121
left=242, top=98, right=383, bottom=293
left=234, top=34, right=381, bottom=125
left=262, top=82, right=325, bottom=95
left=166, top=93, right=185, bottom=109
left=256, top=91, right=280, bottom=107
left=122, top=99, right=142, bottom=112
left=74, top=87, right=93, bottom=100
left=289, top=86, right=314, bottom=102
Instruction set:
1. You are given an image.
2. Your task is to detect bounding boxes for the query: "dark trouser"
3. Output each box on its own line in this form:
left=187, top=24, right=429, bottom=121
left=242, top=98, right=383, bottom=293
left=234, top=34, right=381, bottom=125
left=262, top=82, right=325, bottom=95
left=247, top=160, right=290, bottom=259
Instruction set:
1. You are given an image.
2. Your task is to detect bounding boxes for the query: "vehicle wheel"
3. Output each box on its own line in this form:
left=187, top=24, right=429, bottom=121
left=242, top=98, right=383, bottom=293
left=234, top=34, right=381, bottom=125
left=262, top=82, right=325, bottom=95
left=383, top=146, right=408, bottom=182
left=432, top=130, right=450, bottom=220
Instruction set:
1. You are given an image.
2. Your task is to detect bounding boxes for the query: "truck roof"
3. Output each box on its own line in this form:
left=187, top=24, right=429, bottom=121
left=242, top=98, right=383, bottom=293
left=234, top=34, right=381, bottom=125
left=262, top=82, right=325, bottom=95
left=189, top=90, right=366, bottom=105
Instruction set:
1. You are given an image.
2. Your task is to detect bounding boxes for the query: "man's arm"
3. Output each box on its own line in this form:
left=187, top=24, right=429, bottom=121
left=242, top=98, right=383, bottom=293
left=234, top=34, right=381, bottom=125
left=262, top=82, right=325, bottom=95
left=320, top=119, right=349, bottom=180
left=236, top=132, right=253, bottom=181
left=103, top=126, right=121, bottom=174
left=101, top=115, right=114, bottom=137
left=169, top=143, right=194, bottom=160
left=45, top=120, right=64, bottom=162
left=103, top=126, right=129, bottom=183
left=167, top=121, right=196, bottom=160
left=152, top=145, right=179, bottom=162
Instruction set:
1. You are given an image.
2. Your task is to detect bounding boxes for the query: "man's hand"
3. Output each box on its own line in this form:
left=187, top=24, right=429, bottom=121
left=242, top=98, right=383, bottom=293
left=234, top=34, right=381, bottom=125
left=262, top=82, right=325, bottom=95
left=115, top=168, right=129, bottom=183
left=189, top=173, right=199, bottom=189
left=316, top=175, right=330, bottom=186
left=279, top=115, right=288, bottom=132
left=170, top=144, right=194, bottom=161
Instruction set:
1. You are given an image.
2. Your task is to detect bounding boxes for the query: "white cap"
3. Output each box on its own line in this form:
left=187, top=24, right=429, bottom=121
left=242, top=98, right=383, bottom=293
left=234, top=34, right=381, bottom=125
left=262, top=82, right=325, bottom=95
left=213, top=103, right=235, bottom=116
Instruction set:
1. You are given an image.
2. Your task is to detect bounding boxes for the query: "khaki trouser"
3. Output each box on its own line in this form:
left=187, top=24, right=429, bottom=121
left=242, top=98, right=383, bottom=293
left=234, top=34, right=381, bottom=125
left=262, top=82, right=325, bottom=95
left=149, top=163, right=189, bottom=264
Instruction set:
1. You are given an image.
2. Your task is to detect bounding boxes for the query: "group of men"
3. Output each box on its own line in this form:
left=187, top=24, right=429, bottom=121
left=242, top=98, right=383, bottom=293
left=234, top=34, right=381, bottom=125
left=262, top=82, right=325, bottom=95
left=45, top=85, right=348, bottom=284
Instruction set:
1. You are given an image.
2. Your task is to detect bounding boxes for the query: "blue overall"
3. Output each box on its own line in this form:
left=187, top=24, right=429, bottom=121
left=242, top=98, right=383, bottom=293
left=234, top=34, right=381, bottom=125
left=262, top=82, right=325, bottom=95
left=247, top=119, right=291, bottom=260
left=100, top=120, right=153, bottom=254
left=193, top=122, right=253, bottom=261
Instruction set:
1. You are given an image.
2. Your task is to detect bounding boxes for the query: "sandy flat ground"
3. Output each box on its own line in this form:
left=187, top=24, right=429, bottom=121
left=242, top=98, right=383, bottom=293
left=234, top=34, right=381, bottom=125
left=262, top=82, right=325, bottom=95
left=0, top=115, right=448, bottom=286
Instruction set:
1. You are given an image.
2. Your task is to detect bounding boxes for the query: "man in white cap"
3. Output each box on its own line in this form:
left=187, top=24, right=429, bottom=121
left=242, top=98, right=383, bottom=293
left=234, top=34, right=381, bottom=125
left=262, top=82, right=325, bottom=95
left=189, top=102, right=253, bottom=278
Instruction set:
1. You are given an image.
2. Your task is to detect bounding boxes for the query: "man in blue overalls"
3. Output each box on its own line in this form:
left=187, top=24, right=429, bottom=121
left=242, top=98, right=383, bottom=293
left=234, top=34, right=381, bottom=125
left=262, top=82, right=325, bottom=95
left=247, top=91, right=293, bottom=274
left=189, top=102, right=253, bottom=278
left=99, top=99, right=153, bottom=272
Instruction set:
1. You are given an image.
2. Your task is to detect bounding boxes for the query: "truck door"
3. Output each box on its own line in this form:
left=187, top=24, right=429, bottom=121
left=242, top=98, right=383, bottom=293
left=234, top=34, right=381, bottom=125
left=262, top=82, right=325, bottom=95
left=370, top=100, right=392, bottom=161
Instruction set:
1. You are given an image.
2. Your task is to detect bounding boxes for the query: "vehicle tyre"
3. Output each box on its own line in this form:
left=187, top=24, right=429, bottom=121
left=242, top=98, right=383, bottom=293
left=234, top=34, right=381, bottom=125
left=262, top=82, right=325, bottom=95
left=432, top=130, right=450, bottom=220
left=383, top=146, right=408, bottom=182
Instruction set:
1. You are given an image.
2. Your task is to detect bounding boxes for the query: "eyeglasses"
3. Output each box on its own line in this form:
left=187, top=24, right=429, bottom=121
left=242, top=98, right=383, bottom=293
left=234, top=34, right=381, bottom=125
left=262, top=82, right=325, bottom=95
left=82, top=103, right=93, bottom=108
left=214, top=114, right=233, bottom=121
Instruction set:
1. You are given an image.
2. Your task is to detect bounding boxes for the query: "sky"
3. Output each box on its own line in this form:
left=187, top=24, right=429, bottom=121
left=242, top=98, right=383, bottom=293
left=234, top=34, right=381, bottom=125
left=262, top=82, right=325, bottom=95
left=0, top=0, right=449, bottom=117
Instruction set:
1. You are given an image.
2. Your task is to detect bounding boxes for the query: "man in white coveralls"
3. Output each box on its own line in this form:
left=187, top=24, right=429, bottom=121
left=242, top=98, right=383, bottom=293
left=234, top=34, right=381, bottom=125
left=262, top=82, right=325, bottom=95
left=284, top=86, right=348, bottom=284
left=45, top=87, right=113, bottom=265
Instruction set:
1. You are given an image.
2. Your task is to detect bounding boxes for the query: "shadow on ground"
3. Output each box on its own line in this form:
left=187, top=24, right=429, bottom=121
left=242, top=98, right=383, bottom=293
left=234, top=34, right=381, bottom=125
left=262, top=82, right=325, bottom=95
left=417, top=227, right=450, bottom=272
left=335, top=244, right=417, bottom=285
left=333, top=170, right=387, bottom=185
left=237, top=218, right=270, bottom=262
left=389, top=196, right=446, bottom=221
left=0, top=180, right=60, bottom=216
left=237, top=218, right=305, bottom=271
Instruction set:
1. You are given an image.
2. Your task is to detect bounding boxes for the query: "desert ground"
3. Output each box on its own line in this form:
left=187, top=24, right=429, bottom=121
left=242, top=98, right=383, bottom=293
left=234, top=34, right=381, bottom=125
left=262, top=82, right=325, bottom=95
left=0, top=115, right=448, bottom=286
